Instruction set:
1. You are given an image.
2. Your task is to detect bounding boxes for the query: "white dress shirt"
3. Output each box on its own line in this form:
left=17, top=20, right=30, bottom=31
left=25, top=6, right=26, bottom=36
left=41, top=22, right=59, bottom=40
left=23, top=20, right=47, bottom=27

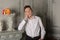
left=18, top=16, right=46, bottom=39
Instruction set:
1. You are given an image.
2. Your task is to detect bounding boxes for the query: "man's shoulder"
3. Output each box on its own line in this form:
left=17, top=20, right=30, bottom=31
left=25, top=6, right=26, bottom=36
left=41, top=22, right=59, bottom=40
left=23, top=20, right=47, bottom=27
left=34, top=16, right=41, bottom=19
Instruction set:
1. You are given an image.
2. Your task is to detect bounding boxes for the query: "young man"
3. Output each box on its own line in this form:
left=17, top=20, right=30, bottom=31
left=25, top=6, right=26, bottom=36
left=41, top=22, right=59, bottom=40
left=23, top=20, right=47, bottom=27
left=18, top=5, right=46, bottom=40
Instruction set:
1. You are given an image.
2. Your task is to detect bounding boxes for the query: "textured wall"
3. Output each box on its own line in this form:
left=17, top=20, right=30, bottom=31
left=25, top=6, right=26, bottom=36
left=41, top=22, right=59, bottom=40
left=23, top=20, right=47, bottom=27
left=53, top=0, right=60, bottom=39
left=46, top=0, right=60, bottom=40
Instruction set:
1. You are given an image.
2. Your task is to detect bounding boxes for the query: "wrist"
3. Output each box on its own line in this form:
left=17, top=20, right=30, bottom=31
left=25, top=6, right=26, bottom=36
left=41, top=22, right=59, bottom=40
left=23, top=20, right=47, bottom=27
left=24, top=18, right=28, bottom=22
left=40, top=39, right=43, bottom=40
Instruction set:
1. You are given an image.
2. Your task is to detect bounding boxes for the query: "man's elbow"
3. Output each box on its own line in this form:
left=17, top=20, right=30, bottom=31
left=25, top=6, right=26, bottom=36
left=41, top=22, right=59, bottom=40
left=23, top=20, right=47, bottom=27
left=18, top=27, right=21, bottom=31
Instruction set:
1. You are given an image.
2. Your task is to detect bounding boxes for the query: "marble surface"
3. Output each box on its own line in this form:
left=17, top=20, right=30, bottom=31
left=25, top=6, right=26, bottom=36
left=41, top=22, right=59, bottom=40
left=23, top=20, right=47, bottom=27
left=0, top=31, right=22, bottom=40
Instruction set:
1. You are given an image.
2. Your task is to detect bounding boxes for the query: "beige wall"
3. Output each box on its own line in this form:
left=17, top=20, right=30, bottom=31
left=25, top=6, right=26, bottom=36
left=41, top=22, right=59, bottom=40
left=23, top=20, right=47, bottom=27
left=53, top=0, right=60, bottom=38
left=47, top=0, right=60, bottom=39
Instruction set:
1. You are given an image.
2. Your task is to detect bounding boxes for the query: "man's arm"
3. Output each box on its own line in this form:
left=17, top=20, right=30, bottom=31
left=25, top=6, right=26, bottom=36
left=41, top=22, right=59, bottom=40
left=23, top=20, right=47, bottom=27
left=38, top=17, right=46, bottom=40
left=18, top=14, right=29, bottom=30
left=18, top=20, right=26, bottom=30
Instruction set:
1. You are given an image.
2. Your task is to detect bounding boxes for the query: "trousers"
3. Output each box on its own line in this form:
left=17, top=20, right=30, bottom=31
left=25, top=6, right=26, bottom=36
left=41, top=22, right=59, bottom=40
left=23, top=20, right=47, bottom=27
left=25, top=34, right=40, bottom=40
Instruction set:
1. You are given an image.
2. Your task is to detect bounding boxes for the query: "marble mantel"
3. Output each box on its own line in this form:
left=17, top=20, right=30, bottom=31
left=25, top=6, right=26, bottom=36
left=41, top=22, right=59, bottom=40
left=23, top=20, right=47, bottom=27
left=0, top=31, right=22, bottom=40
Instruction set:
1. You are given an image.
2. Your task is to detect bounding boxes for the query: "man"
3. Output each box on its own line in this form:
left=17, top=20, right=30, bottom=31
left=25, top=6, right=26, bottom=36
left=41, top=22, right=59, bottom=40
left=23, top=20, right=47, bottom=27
left=18, top=5, right=46, bottom=40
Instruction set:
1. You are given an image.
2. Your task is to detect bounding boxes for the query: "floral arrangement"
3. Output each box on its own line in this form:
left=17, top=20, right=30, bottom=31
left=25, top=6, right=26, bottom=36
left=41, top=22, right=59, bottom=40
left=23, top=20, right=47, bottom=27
left=2, top=8, right=11, bottom=15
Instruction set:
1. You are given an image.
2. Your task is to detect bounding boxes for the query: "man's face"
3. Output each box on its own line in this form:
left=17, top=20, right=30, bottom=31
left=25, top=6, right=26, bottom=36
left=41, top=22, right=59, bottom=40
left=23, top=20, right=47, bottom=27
left=24, top=8, right=32, bottom=17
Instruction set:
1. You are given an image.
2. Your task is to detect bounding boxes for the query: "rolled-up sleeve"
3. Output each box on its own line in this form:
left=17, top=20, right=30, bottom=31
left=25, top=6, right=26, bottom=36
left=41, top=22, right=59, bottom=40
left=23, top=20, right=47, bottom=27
left=18, top=20, right=26, bottom=30
left=38, top=17, right=46, bottom=39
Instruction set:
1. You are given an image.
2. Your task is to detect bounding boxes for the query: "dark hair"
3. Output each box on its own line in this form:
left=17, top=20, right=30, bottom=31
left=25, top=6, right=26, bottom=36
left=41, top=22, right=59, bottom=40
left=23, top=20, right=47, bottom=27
left=24, top=5, right=32, bottom=11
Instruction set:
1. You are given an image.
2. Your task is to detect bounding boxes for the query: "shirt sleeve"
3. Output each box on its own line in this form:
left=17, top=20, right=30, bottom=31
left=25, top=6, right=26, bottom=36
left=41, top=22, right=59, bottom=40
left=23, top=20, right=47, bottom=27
left=18, top=20, right=26, bottom=30
left=38, top=17, right=46, bottom=39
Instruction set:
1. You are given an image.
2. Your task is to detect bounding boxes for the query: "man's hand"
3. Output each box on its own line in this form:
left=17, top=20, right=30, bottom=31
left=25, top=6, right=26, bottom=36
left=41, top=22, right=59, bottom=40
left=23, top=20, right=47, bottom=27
left=24, top=14, right=29, bottom=21
left=25, top=14, right=28, bottom=19
left=39, top=38, right=43, bottom=40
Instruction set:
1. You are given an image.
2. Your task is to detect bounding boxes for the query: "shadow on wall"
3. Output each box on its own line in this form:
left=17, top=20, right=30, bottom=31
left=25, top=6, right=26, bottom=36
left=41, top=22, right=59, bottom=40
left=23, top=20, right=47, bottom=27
left=45, top=16, right=57, bottom=40
left=36, top=10, right=46, bottom=27
left=35, top=11, right=57, bottom=40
